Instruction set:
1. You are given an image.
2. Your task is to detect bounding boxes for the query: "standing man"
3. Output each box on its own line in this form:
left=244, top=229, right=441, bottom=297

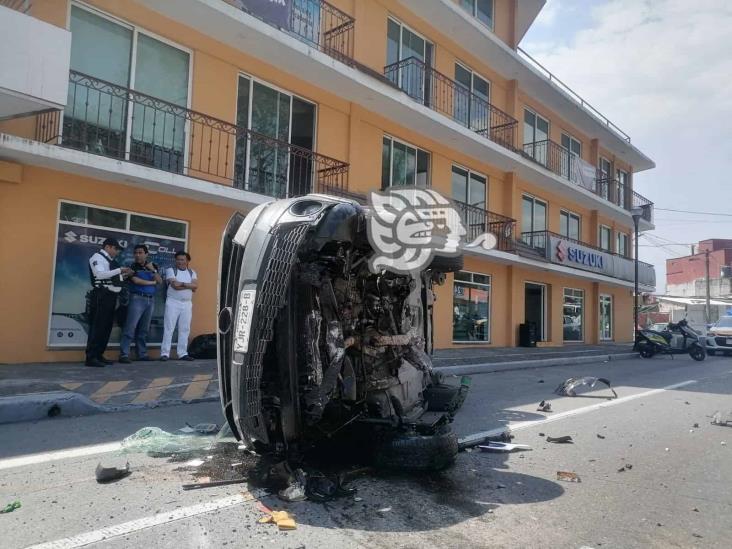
left=86, top=238, right=132, bottom=368
left=119, top=244, right=161, bottom=363
left=160, top=250, right=198, bottom=361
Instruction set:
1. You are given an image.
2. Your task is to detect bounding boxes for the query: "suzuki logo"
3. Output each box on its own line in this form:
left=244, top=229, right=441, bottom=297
left=555, top=240, right=567, bottom=262
left=64, top=231, right=78, bottom=243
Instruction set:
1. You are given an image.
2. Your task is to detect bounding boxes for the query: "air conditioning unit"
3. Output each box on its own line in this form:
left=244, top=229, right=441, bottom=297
left=721, top=266, right=732, bottom=278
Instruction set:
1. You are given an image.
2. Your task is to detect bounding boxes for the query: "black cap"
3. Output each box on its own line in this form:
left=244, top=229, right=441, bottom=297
left=102, top=238, right=121, bottom=249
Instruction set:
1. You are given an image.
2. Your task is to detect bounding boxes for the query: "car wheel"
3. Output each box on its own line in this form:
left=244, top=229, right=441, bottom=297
left=428, top=254, right=464, bottom=273
left=707, top=349, right=716, bottom=356
left=690, top=345, right=706, bottom=362
left=375, top=426, right=459, bottom=472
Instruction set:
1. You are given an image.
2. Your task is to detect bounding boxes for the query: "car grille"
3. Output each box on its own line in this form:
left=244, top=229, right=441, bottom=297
left=715, top=336, right=732, bottom=347
left=241, top=223, right=310, bottom=420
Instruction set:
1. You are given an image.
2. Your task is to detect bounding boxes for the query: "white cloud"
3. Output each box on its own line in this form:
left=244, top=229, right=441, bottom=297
left=523, top=0, right=732, bottom=292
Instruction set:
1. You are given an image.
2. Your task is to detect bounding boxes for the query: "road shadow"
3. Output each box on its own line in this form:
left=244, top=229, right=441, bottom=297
left=255, top=449, right=563, bottom=533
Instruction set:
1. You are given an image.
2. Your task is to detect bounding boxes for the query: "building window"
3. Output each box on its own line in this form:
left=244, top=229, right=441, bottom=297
left=453, top=271, right=491, bottom=343
left=598, top=157, right=612, bottom=200
left=523, top=108, right=550, bottom=165
left=451, top=165, right=486, bottom=208
left=617, top=232, right=629, bottom=257
left=560, top=132, right=582, bottom=180
left=234, top=75, right=316, bottom=197
left=599, top=294, right=613, bottom=340
left=67, top=4, right=190, bottom=170
left=616, top=169, right=628, bottom=207
left=563, top=288, right=584, bottom=342
left=560, top=210, right=581, bottom=241
left=521, top=194, right=547, bottom=250
left=454, top=63, right=490, bottom=131
left=458, top=0, right=494, bottom=29
left=386, top=18, right=434, bottom=104
left=599, top=225, right=612, bottom=251
left=381, top=136, right=430, bottom=188
left=51, top=200, right=188, bottom=348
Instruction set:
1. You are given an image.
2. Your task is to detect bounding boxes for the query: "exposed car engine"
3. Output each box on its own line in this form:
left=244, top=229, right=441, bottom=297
left=218, top=195, right=469, bottom=470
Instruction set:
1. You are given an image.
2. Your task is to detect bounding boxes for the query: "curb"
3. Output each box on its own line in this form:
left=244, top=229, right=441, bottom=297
left=0, top=392, right=220, bottom=425
left=433, top=352, right=639, bottom=376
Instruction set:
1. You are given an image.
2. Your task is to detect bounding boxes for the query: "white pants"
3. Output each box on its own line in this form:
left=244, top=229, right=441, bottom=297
left=161, top=298, right=193, bottom=358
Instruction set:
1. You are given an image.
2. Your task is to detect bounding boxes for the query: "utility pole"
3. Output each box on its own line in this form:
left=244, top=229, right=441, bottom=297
left=705, top=249, right=711, bottom=326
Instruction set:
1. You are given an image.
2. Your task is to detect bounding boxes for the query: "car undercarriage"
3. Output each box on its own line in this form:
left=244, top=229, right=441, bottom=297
left=218, top=195, right=469, bottom=470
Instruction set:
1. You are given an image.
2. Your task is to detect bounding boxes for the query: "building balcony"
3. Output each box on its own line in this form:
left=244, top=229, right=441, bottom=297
left=523, top=139, right=655, bottom=224
left=518, top=229, right=656, bottom=288
left=29, top=70, right=352, bottom=201
left=0, top=2, right=71, bottom=119
left=383, top=56, right=518, bottom=152
left=453, top=200, right=516, bottom=252
left=225, top=0, right=355, bottom=64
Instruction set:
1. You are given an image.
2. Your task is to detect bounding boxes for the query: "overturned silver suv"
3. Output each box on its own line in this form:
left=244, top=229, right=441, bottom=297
left=218, top=194, right=469, bottom=470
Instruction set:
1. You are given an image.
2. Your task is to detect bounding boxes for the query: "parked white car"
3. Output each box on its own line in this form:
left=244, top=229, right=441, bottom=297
left=706, top=316, right=732, bottom=356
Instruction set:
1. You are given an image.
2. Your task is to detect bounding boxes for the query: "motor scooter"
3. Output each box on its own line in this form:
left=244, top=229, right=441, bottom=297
left=635, top=319, right=706, bottom=361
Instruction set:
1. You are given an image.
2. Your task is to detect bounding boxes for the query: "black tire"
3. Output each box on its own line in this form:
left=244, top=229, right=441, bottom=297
left=428, top=254, right=464, bottom=273
left=639, top=344, right=655, bottom=359
left=707, top=349, right=716, bottom=356
left=375, top=426, right=458, bottom=471
left=689, top=345, right=706, bottom=362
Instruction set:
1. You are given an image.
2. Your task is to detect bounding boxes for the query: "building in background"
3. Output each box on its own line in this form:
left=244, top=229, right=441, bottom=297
left=0, top=0, right=656, bottom=363
left=666, top=239, right=732, bottom=298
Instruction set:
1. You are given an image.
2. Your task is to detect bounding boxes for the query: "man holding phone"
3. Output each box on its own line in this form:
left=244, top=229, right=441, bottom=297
left=119, top=244, right=161, bottom=363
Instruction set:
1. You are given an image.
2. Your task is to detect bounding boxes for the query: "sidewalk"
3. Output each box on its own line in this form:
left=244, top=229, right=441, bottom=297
left=0, top=343, right=636, bottom=423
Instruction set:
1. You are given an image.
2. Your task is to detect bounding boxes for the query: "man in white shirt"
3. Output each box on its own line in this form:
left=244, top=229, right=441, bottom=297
left=86, top=238, right=133, bottom=367
left=161, top=250, right=198, bottom=361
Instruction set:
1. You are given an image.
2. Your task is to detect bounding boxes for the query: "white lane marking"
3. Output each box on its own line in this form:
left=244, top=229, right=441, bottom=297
left=0, top=442, right=121, bottom=471
left=460, top=379, right=698, bottom=445
left=26, top=493, right=254, bottom=549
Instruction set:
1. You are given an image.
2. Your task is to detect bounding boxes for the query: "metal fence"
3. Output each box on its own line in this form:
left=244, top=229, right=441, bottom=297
left=453, top=200, right=516, bottom=252
left=0, top=0, right=30, bottom=12
left=229, top=0, right=354, bottom=64
left=35, top=71, right=350, bottom=199
left=383, top=56, right=517, bottom=151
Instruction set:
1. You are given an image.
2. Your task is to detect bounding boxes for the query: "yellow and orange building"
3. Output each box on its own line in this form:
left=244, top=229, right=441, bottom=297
left=0, top=0, right=655, bottom=363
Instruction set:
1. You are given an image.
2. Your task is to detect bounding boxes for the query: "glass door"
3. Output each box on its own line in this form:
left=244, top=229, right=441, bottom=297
left=560, top=133, right=581, bottom=181
left=454, top=64, right=489, bottom=132
left=524, top=109, right=549, bottom=165
left=525, top=283, right=546, bottom=342
left=598, top=157, right=611, bottom=200
left=234, top=76, right=315, bottom=198
left=387, top=19, right=433, bottom=105
left=521, top=195, right=547, bottom=250
left=600, top=295, right=613, bottom=340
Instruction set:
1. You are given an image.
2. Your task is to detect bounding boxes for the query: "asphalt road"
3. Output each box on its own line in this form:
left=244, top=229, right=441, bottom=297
left=2, top=355, right=732, bottom=548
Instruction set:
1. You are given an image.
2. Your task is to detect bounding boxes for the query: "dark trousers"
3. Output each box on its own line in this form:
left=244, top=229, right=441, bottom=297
left=85, top=287, right=118, bottom=361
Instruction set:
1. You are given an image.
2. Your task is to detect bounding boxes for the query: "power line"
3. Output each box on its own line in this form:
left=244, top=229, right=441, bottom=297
left=655, top=207, right=732, bottom=217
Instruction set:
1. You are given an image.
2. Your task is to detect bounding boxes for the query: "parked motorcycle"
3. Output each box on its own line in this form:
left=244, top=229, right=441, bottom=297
left=635, top=319, right=706, bottom=361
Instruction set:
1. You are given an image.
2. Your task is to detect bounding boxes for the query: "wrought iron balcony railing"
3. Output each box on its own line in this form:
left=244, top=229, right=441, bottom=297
left=0, top=0, right=30, bottom=12
left=227, top=0, right=354, bottom=64
left=34, top=71, right=351, bottom=200
left=453, top=201, right=516, bottom=252
left=522, top=139, right=654, bottom=223
left=383, top=56, right=518, bottom=151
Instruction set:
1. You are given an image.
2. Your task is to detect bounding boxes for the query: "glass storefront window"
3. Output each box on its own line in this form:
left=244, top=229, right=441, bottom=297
left=453, top=272, right=491, bottom=343
left=600, top=295, right=613, bottom=340
left=563, top=288, right=584, bottom=342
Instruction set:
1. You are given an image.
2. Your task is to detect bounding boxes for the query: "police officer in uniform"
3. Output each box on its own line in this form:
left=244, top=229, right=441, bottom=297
left=85, top=238, right=132, bottom=367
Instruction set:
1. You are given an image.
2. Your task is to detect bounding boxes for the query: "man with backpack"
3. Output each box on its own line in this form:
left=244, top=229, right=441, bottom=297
left=160, top=250, right=198, bottom=361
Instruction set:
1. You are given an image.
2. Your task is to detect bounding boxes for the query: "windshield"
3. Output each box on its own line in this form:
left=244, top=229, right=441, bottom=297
left=716, top=316, right=732, bottom=328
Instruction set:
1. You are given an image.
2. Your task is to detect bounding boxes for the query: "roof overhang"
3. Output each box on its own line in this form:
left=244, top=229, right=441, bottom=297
left=515, top=0, right=545, bottom=44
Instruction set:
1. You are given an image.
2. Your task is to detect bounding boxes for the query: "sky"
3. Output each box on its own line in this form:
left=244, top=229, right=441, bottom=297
left=521, top=0, right=732, bottom=293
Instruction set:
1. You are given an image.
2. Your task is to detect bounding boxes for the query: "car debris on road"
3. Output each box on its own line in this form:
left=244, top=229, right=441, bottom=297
left=95, top=462, right=131, bottom=483
left=259, top=510, right=297, bottom=530
left=556, top=471, right=581, bottom=482
left=478, top=442, right=532, bottom=453
left=0, top=500, right=21, bottom=514
left=555, top=377, right=618, bottom=398
left=546, top=435, right=573, bottom=444
left=537, top=400, right=552, bottom=412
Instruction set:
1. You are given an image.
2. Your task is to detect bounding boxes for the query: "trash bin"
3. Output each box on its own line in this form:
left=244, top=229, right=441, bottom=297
left=519, top=322, right=537, bottom=347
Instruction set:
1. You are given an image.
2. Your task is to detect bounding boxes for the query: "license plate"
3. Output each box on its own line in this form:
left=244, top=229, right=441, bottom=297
left=727, top=338, right=732, bottom=345
left=234, top=289, right=256, bottom=354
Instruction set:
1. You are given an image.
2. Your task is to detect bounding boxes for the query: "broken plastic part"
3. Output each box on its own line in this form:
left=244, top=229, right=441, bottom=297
left=259, top=510, right=297, bottom=530
left=478, top=442, right=532, bottom=453
left=546, top=435, right=573, bottom=444
left=0, top=501, right=21, bottom=514
left=554, top=377, right=618, bottom=398
left=556, top=471, right=581, bottom=482
left=95, top=462, right=131, bottom=483
left=711, top=411, right=732, bottom=426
